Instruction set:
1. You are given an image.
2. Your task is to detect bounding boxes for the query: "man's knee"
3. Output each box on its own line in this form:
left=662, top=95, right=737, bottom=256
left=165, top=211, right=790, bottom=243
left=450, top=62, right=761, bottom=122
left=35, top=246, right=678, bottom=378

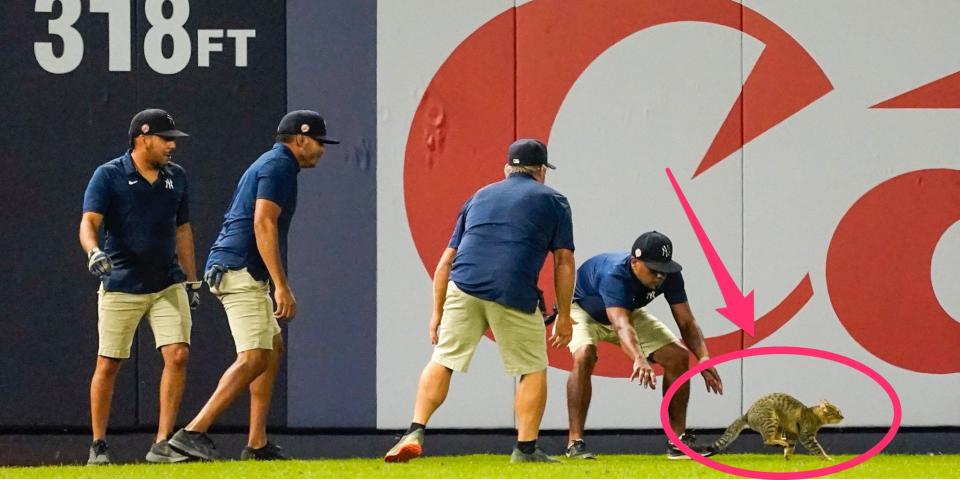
left=657, top=344, right=689, bottom=374
left=95, top=356, right=123, bottom=377
left=572, top=345, right=598, bottom=371
left=237, top=349, right=270, bottom=374
left=161, top=343, right=190, bottom=368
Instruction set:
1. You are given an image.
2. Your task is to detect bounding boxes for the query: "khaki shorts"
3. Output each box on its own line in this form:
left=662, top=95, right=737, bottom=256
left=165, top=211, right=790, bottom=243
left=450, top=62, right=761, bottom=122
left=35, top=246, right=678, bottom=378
left=432, top=282, right=547, bottom=376
left=565, top=302, right=679, bottom=359
left=97, top=283, right=192, bottom=359
left=210, top=268, right=281, bottom=353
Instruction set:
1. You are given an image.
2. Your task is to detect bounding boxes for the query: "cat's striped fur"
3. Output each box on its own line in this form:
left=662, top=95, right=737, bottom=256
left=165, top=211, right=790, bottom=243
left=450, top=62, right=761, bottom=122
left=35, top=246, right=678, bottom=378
left=711, top=393, right=844, bottom=460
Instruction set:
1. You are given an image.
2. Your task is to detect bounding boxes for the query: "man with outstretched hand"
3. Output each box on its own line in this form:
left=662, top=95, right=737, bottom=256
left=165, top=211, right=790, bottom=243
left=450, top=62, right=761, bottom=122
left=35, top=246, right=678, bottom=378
left=384, top=139, right=576, bottom=464
left=560, top=231, right=723, bottom=460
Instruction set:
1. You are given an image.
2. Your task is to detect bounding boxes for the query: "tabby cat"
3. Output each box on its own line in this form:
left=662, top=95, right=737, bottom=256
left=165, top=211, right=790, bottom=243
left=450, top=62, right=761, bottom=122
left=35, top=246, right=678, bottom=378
left=711, top=393, right=844, bottom=460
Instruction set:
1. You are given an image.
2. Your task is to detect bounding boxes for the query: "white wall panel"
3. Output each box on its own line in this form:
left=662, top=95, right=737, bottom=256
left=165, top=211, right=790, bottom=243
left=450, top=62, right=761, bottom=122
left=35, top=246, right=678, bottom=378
left=377, top=0, right=517, bottom=429
left=741, top=0, right=960, bottom=427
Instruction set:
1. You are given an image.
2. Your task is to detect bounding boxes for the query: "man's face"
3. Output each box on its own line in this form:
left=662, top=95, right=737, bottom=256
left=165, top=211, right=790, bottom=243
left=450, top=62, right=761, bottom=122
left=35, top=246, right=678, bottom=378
left=631, top=257, right=667, bottom=290
left=143, top=135, right=177, bottom=167
left=299, top=135, right=326, bottom=168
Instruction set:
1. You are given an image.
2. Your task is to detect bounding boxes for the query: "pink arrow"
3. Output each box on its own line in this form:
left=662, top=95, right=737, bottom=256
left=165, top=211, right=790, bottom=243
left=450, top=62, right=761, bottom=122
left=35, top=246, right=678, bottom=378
left=665, top=168, right=755, bottom=336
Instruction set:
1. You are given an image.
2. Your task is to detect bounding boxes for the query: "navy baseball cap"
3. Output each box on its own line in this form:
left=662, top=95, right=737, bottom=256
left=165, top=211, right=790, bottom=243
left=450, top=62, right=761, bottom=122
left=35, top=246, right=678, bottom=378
left=507, top=139, right=555, bottom=169
left=632, top=231, right=682, bottom=273
left=277, top=110, right=339, bottom=144
left=129, top=109, right=189, bottom=139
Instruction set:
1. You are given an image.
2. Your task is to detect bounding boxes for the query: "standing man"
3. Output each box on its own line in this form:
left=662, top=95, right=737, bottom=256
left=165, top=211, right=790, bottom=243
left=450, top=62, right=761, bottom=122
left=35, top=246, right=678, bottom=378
left=383, top=139, right=576, bottom=464
left=561, top=231, right=723, bottom=460
left=169, top=110, right=337, bottom=461
left=80, top=109, right=198, bottom=465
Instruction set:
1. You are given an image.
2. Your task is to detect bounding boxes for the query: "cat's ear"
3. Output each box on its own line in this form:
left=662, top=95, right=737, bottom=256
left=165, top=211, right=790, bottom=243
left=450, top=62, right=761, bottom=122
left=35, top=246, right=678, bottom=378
left=820, top=399, right=828, bottom=407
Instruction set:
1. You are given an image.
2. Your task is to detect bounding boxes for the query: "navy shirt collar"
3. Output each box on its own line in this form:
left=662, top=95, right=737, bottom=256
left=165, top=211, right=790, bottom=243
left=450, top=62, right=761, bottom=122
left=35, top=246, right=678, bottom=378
left=507, top=172, right=536, bottom=181
left=122, top=151, right=137, bottom=175
left=273, top=143, right=302, bottom=173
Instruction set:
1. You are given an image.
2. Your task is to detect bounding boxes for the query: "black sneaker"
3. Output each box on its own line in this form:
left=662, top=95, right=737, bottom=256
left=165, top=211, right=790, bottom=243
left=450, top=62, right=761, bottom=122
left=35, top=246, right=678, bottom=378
left=564, top=439, right=597, bottom=460
left=146, top=439, right=191, bottom=463
left=241, top=442, right=289, bottom=460
left=667, top=432, right=715, bottom=460
left=510, top=446, right=561, bottom=463
left=87, top=439, right=112, bottom=465
left=169, top=428, right=220, bottom=460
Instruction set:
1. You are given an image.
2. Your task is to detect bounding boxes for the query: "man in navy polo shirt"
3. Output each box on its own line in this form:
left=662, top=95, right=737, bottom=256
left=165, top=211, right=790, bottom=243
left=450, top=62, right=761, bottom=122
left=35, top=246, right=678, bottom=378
left=79, top=109, right=199, bottom=465
left=384, top=139, right=576, bottom=464
left=169, top=110, right=337, bottom=461
left=559, top=231, right=723, bottom=460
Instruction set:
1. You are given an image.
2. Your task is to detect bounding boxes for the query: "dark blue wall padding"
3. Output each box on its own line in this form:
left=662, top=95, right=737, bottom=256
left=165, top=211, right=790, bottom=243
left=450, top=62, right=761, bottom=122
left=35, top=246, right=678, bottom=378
left=284, top=0, right=378, bottom=428
left=0, top=0, right=287, bottom=428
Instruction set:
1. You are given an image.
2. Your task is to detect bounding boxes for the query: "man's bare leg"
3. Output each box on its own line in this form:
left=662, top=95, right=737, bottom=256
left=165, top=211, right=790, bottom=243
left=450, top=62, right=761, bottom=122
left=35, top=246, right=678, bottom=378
left=185, top=349, right=270, bottom=432
left=651, top=343, right=690, bottom=435
left=515, top=369, right=547, bottom=442
left=90, top=356, right=122, bottom=441
left=567, top=345, right=597, bottom=443
left=157, top=343, right=189, bottom=442
left=412, top=361, right=454, bottom=425
left=248, top=334, right=283, bottom=448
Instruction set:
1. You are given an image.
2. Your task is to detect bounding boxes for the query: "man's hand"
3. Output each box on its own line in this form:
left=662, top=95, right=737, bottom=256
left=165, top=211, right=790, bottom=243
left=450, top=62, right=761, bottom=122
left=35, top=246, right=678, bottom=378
left=701, top=365, right=724, bottom=394
left=87, top=248, right=112, bottom=277
left=630, top=356, right=657, bottom=389
left=273, top=283, right=297, bottom=321
left=429, top=311, right=442, bottom=345
left=204, top=264, right=227, bottom=290
left=185, top=281, right=201, bottom=310
left=550, top=313, right=573, bottom=348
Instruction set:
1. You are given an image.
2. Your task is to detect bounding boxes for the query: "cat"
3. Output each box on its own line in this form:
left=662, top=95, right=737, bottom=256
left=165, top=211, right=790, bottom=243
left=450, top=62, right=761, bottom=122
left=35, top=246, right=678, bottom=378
left=711, top=393, right=844, bottom=460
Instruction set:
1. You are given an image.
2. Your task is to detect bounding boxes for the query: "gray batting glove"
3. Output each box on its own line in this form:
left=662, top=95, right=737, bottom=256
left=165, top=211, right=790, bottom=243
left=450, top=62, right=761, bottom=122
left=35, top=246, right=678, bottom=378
left=87, top=248, right=112, bottom=277
left=186, top=281, right=202, bottom=310
left=205, top=264, right=227, bottom=290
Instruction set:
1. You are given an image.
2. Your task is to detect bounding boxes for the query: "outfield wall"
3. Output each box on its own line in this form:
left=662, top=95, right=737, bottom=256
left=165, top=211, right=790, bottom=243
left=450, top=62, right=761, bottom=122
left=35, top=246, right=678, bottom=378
left=1, top=0, right=957, bottom=434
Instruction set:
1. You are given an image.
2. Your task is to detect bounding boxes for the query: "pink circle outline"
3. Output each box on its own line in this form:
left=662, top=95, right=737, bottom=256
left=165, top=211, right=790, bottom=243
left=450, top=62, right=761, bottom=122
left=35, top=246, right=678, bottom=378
left=660, top=346, right=902, bottom=479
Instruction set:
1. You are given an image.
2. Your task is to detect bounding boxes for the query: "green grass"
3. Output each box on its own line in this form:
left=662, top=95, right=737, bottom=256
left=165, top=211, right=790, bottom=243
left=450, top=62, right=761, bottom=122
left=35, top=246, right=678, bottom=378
left=2, top=454, right=958, bottom=478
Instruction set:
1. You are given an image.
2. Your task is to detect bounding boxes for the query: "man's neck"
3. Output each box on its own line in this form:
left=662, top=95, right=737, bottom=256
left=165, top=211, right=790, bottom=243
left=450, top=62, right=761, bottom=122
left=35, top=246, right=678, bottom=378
left=130, top=150, right=160, bottom=182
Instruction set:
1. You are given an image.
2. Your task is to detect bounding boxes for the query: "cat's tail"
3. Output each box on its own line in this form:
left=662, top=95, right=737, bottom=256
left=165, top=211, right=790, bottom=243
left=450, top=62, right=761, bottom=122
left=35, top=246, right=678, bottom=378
left=711, top=415, right=749, bottom=453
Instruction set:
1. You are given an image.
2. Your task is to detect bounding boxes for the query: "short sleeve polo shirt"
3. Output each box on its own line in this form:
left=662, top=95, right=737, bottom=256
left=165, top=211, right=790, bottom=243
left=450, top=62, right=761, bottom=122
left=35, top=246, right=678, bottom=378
left=82, top=151, right=189, bottom=294
left=448, top=172, right=575, bottom=313
left=206, top=143, right=300, bottom=282
left=573, top=251, right=687, bottom=325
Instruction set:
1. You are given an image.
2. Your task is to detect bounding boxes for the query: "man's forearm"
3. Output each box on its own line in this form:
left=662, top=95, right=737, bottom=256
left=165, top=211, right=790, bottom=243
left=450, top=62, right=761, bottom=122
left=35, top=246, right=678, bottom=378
left=432, top=248, right=456, bottom=317
left=432, top=265, right=451, bottom=317
left=79, top=219, right=99, bottom=254
left=615, top=325, right=644, bottom=361
left=176, top=224, right=198, bottom=281
left=254, top=220, right=288, bottom=288
left=679, top=324, right=709, bottom=360
left=553, top=252, right=575, bottom=316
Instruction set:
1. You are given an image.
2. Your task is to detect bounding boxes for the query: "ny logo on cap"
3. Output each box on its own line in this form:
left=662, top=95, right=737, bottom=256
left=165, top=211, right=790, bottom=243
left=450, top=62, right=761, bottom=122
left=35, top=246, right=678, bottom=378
left=661, top=245, right=671, bottom=258
left=166, top=114, right=174, bottom=126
